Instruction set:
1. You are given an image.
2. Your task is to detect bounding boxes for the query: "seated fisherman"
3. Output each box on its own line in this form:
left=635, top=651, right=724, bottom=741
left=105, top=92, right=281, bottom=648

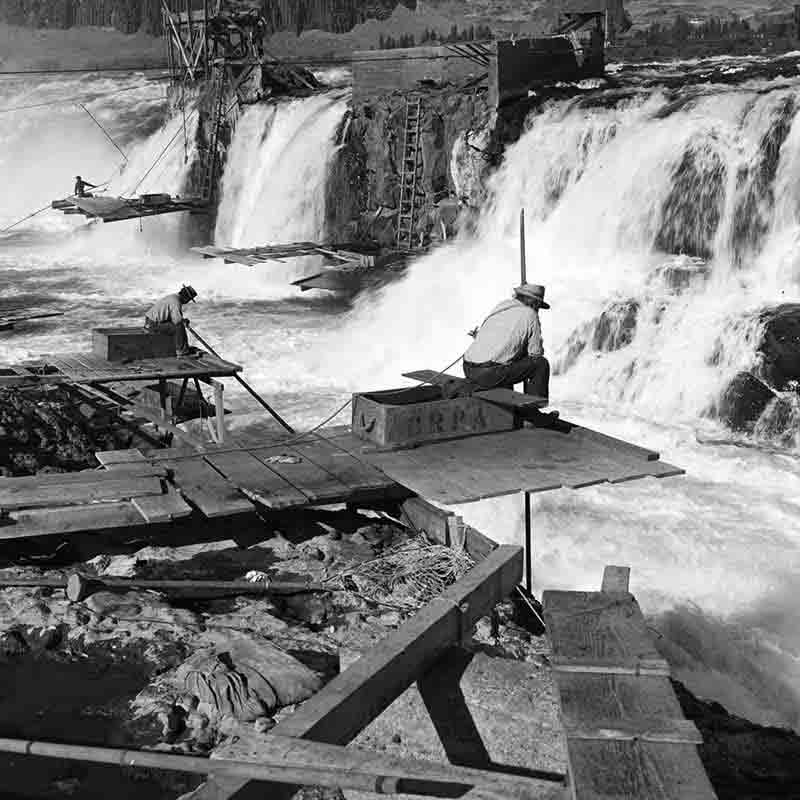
left=144, top=285, right=198, bottom=357
left=463, top=283, right=550, bottom=401
left=73, top=176, right=97, bottom=198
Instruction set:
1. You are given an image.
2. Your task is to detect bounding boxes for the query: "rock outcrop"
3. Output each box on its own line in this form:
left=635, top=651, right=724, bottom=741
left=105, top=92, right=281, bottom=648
left=715, top=371, right=777, bottom=432
left=756, top=303, right=800, bottom=390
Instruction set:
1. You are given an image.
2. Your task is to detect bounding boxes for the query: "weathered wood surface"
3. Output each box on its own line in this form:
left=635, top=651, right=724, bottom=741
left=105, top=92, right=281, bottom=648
left=0, top=501, right=146, bottom=539
left=601, top=565, right=631, bottom=593
left=0, top=476, right=164, bottom=510
left=403, top=370, right=548, bottom=409
left=132, top=488, right=193, bottom=523
left=167, top=458, right=254, bottom=518
left=352, top=388, right=516, bottom=448
left=544, top=573, right=716, bottom=800
left=95, top=449, right=148, bottom=467
left=542, top=590, right=670, bottom=676
left=200, top=546, right=523, bottom=800
left=7, top=352, right=241, bottom=386
left=361, top=427, right=680, bottom=505
left=216, top=733, right=563, bottom=799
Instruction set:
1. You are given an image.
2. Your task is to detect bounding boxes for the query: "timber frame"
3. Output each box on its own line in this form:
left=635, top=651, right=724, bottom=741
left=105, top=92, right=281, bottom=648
left=162, top=0, right=217, bottom=84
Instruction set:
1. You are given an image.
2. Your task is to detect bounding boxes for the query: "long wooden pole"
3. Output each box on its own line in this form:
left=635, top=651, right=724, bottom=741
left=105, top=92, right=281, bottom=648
left=0, top=735, right=560, bottom=797
left=185, top=323, right=296, bottom=434
left=519, top=207, right=532, bottom=592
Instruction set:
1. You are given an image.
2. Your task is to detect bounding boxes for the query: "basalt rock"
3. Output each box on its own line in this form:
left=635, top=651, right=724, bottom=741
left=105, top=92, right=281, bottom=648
left=716, top=371, right=776, bottom=431
left=556, top=298, right=640, bottom=374
left=756, top=304, right=800, bottom=390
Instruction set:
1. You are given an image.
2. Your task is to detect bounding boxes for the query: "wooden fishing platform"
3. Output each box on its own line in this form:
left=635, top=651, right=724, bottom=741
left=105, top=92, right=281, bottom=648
left=192, top=241, right=410, bottom=292
left=51, top=194, right=207, bottom=223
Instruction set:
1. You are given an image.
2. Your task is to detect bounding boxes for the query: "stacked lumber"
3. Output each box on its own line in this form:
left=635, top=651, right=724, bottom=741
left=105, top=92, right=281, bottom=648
left=0, top=456, right=191, bottom=540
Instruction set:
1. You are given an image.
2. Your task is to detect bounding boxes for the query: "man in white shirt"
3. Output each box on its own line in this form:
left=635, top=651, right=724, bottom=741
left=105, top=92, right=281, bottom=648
left=463, top=283, right=550, bottom=400
left=144, top=285, right=198, bottom=356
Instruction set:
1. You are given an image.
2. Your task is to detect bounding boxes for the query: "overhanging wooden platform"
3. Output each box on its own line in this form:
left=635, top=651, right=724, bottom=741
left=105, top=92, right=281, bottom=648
left=0, top=352, right=241, bottom=387
left=51, top=194, right=208, bottom=223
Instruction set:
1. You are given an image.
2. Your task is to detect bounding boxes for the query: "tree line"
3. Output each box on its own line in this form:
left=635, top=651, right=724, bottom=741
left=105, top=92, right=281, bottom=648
left=377, top=24, right=493, bottom=50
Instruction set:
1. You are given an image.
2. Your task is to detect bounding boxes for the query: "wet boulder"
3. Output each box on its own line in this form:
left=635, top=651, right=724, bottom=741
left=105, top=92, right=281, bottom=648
left=756, top=304, right=800, bottom=390
left=556, top=299, right=640, bottom=374
left=716, top=371, right=776, bottom=431
left=649, top=256, right=710, bottom=294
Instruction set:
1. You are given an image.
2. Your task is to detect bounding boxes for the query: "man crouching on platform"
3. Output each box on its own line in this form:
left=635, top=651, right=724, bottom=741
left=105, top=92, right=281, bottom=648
left=144, top=285, right=198, bottom=357
left=463, top=283, right=550, bottom=401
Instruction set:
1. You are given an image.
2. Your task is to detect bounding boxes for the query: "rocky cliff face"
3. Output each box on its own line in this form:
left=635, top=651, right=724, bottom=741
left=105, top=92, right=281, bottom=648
left=0, top=0, right=414, bottom=35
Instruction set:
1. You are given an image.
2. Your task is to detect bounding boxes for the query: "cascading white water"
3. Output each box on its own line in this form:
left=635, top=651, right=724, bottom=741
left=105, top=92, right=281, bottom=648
left=213, top=91, right=350, bottom=284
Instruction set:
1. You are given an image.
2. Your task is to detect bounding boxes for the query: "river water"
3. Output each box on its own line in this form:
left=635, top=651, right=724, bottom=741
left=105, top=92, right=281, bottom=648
left=2, top=56, right=800, bottom=731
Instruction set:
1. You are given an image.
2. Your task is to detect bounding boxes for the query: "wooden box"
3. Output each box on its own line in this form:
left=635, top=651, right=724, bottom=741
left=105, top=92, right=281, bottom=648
left=352, top=385, right=516, bottom=448
left=92, top=327, right=175, bottom=362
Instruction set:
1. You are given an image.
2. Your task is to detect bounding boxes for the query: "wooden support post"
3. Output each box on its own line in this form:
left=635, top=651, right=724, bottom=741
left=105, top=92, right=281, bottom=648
left=213, top=379, right=225, bottom=443
left=524, top=490, right=532, bottom=591
left=193, top=545, right=523, bottom=800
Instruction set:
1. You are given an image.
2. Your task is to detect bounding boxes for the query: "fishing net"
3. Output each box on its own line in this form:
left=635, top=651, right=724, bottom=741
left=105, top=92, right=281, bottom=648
left=339, top=535, right=474, bottom=610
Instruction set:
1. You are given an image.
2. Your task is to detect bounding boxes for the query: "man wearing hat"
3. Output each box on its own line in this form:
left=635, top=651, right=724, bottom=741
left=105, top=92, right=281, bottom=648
left=144, top=285, right=198, bottom=357
left=73, top=176, right=98, bottom=198
left=463, top=283, right=550, bottom=400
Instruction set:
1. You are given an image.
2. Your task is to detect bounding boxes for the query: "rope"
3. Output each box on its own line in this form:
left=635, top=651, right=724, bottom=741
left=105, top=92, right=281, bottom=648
left=0, top=204, right=51, bottom=234
left=78, top=103, right=129, bottom=162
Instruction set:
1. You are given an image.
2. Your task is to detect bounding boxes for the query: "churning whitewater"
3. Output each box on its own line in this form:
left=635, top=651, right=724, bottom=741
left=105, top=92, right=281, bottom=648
left=3, top=58, right=800, bottom=733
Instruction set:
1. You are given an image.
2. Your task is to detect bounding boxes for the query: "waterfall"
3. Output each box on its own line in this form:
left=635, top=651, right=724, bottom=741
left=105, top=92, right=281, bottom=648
left=214, top=92, right=349, bottom=269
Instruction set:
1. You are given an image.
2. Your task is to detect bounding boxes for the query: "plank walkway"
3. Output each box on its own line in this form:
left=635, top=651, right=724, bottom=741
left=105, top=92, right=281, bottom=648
left=543, top=567, right=717, bottom=800
left=0, top=408, right=683, bottom=541
left=0, top=352, right=241, bottom=387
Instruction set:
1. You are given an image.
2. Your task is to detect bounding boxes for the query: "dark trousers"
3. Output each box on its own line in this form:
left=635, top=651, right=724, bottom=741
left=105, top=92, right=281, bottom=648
left=145, top=319, right=188, bottom=355
left=464, top=355, right=550, bottom=399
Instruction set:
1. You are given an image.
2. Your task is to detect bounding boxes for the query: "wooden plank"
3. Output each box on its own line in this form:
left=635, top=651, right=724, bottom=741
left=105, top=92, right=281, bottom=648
left=249, top=445, right=351, bottom=504
left=0, top=467, right=166, bottom=491
left=399, top=496, right=455, bottom=545
left=0, top=502, right=146, bottom=539
left=601, top=565, right=630, bottom=593
left=566, top=740, right=716, bottom=800
left=203, top=546, right=522, bottom=800
left=166, top=458, right=254, bottom=518
left=543, top=590, right=669, bottom=675
left=0, top=476, right=164, bottom=510
left=477, top=386, right=548, bottom=409
left=216, top=734, right=564, bottom=799
left=290, top=437, right=394, bottom=492
left=563, top=715, right=702, bottom=744
left=205, top=451, right=308, bottom=510
left=95, top=449, right=147, bottom=468
left=132, top=488, right=193, bottom=523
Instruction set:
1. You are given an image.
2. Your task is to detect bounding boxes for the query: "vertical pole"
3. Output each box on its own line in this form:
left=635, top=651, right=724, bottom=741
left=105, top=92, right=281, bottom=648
left=213, top=380, right=225, bottom=443
left=519, top=207, right=532, bottom=592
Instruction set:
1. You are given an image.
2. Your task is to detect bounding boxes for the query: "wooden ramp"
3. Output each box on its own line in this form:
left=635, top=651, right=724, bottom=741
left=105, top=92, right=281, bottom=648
left=543, top=567, right=717, bottom=800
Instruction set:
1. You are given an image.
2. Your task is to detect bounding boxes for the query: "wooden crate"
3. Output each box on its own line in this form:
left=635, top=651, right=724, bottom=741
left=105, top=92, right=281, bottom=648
left=92, top=327, right=175, bottom=362
left=351, top=385, right=515, bottom=448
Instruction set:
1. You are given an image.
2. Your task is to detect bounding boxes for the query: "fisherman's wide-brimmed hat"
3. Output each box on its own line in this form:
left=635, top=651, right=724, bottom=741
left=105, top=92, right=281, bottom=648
left=514, top=283, right=550, bottom=309
left=180, top=284, right=198, bottom=303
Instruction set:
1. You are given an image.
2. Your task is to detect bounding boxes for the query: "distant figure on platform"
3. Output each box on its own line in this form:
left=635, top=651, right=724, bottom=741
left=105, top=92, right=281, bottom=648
left=463, top=283, right=550, bottom=401
left=144, top=285, right=198, bottom=357
left=73, top=176, right=98, bottom=198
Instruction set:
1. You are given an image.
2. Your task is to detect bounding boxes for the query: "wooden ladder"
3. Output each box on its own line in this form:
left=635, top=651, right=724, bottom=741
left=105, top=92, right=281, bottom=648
left=396, top=96, right=422, bottom=250
left=198, top=68, right=227, bottom=203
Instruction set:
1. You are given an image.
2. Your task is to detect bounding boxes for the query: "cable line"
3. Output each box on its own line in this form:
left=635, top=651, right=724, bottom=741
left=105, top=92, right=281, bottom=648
left=0, top=204, right=51, bottom=234
left=78, top=103, right=129, bottom=162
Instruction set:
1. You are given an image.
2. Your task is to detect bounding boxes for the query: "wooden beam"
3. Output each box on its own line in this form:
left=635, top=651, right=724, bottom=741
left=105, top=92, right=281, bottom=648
left=194, top=545, right=523, bottom=800
left=601, top=565, right=630, bottom=593
left=0, top=735, right=563, bottom=799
